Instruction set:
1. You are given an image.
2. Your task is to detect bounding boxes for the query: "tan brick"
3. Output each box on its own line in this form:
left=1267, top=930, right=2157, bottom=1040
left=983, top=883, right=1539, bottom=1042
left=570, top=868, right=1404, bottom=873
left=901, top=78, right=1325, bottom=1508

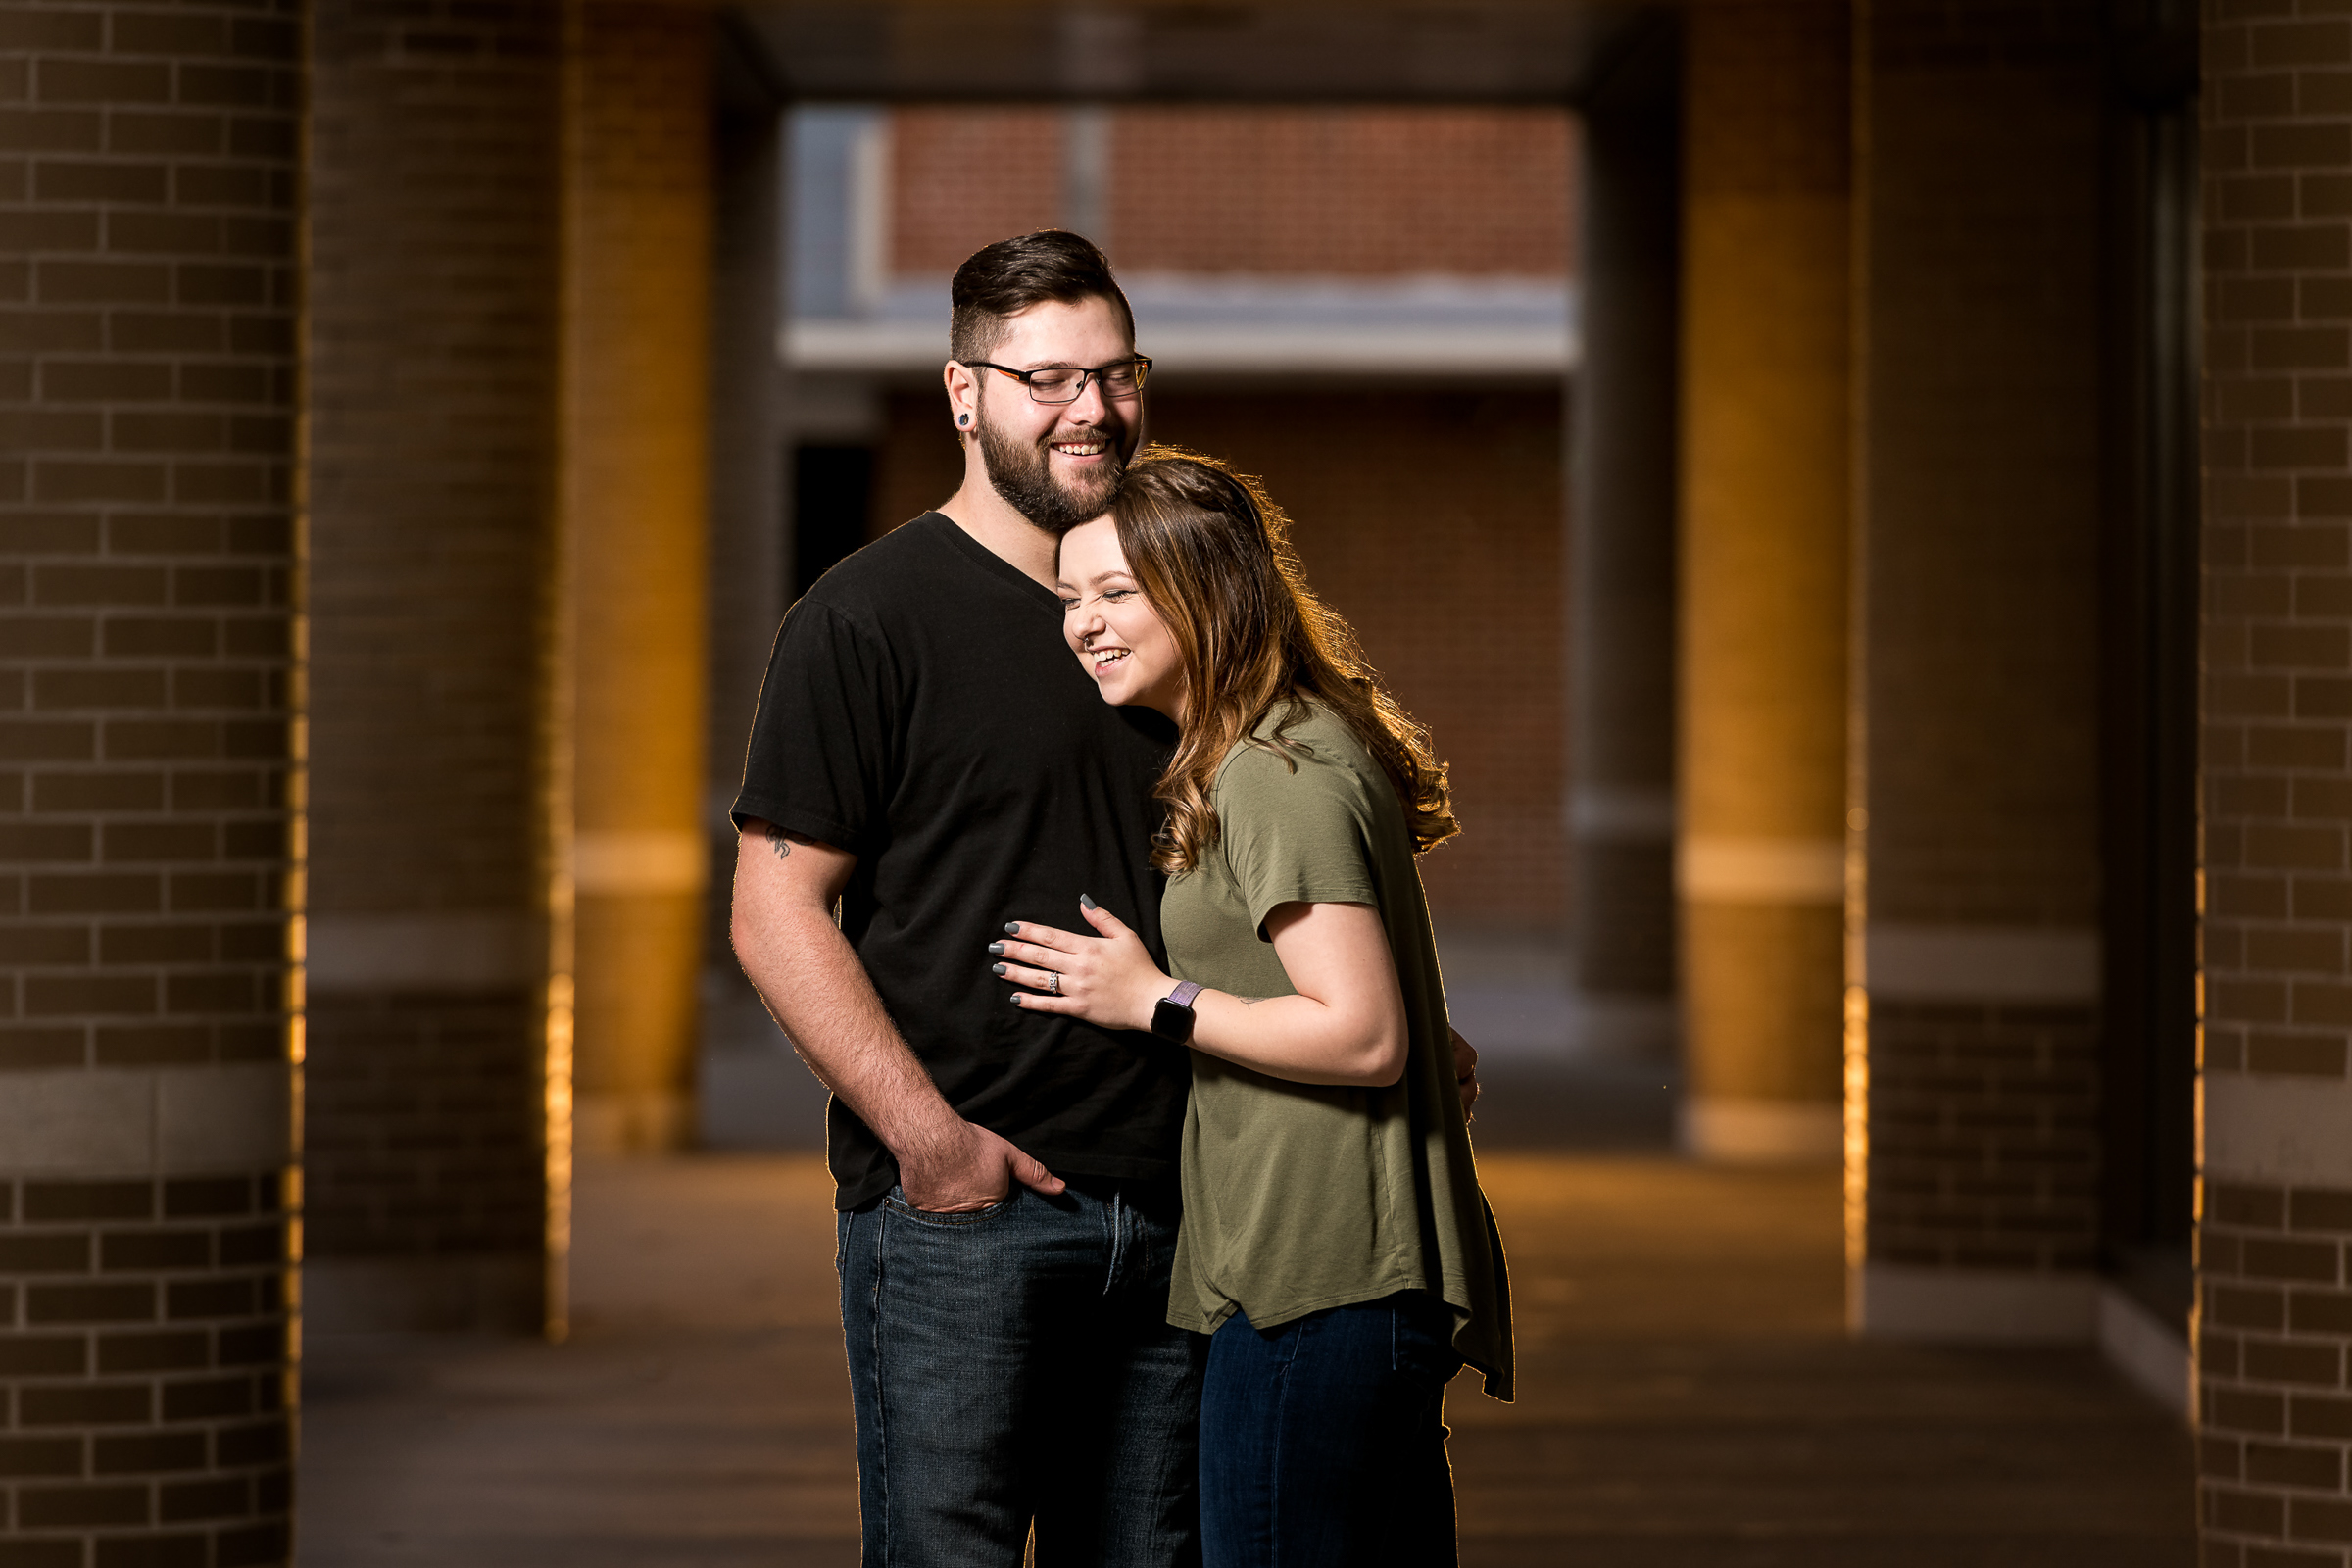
left=2220, top=673, right=2295, bottom=715
left=2246, top=1441, right=2344, bottom=1490
left=2294, top=875, right=2352, bottom=919
left=2254, top=122, right=2352, bottom=170
left=2254, top=426, right=2351, bottom=468
left=2308, top=376, right=2352, bottom=418
left=2300, top=475, right=2352, bottom=516
left=2219, top=373, right=2299, bottom=421
left=2254, top=19, right=2352, bottom=67
left=2244, top=926, right=2345, bottom=969
left=2305, top=68, right=2352, bottom=116
left=2297, top=573, right=2352, bottom=614
left=2222, top=978, right=2293, bottom=1021
left=2226, top=173, right=2303, bottom=221
left=2311, top=170, right=2352, bottom=218
left=2307, top=276, right=2352, bottom=318
left=2252, top=523, right=2349, bottom=568
left=2248, top=1030, right=2351, bottom=1074
left=2250, top=725, right=2349, bottom=768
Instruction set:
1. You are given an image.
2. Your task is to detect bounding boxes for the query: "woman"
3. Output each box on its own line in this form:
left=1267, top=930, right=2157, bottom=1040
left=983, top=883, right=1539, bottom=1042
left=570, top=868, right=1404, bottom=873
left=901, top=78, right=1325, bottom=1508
left=991, top=449, right=1512, bottom=1566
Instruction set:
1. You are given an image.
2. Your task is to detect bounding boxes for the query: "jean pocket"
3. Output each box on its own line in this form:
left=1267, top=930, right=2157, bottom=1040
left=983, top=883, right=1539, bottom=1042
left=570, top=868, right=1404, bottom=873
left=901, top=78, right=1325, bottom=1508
left=882, top=1185, right=1018, bottom=1227
left=1390, top=1292, right=1464, bottom=1388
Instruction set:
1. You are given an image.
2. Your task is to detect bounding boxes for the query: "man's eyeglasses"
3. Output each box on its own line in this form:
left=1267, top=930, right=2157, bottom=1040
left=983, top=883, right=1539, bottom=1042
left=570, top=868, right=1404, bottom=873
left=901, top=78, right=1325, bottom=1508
left=965, top=356, right=1152, bottom=405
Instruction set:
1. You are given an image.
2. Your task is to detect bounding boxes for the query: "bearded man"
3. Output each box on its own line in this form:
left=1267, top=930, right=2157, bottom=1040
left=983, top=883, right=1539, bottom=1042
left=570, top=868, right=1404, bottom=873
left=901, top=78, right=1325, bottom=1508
left=729, top=231, right=1200, bottom=1566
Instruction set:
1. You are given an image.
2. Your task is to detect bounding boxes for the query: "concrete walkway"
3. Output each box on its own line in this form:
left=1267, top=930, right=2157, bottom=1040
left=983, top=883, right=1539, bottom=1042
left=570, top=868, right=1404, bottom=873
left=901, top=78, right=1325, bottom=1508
left=299, top=1153, right=2195, bottom=1566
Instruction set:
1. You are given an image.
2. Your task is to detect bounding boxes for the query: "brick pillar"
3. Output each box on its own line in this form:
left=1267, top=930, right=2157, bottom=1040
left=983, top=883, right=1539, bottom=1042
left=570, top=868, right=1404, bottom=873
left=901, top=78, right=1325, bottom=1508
left=2194, top=2, right=2352, bottom=1558
left=1849, top=0, right=2108, bottom=1336
left=566, top=0, right=712, bottom=1155
left=1676, top=0, right=1850, bottom=1162
left=1567, top=19, right=1680, bottom=1060
left=0, top=0, right=299, bottom=1559
left=305, top=0, right=563, bottom=1332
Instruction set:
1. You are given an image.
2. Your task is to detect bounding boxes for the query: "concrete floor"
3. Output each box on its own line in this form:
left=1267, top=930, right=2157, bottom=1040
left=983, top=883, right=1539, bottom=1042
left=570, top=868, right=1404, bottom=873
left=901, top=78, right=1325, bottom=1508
left=299, top=1153, right=2196, bottom=1566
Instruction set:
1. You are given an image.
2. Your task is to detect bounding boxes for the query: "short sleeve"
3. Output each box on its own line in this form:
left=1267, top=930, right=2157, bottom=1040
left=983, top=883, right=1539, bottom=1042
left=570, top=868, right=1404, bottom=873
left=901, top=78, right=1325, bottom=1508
left=730, top=598, right=900, bottom=855
left=1214, top=742, right=1381, bottom=937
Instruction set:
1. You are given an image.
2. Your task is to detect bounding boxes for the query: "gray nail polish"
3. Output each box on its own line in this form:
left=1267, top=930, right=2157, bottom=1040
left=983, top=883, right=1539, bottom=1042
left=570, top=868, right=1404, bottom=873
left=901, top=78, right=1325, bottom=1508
left=1080, top=894, right=1097, bottom=910
left=1004, top=922, right=1020, bottom=934
left=987, top=941, right=1004, bottom=956
left=991, top=963, right=1007, bottom=976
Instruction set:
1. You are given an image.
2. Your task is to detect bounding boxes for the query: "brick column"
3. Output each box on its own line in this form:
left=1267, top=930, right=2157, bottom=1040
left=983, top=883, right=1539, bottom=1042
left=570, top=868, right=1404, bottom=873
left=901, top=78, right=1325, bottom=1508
left=0, top=0, right=299, bottom=1560
left=305, top=0, right=563, bottom=1333
left=566, top=0, right=712, bottom=1155
left=1850, top=0, right=2108, bottom=1337
left=1676, top=0, right=1851, bottom=1162
left=1567, top=19, right=1680, bottom=1059
left=2194, top=2, right=2352, bottom=1559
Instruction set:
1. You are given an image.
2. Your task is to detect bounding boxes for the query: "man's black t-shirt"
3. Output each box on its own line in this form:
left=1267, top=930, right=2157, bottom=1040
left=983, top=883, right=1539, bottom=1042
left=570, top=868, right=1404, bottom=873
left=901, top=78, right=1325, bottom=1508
left=732, top=512, right=1189, bottom=1209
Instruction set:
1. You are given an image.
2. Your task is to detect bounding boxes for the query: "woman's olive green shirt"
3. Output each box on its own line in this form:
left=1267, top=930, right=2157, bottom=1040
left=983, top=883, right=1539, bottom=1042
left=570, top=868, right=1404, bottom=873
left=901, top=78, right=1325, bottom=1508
left=1160, top=704, right=1513, bottom=1399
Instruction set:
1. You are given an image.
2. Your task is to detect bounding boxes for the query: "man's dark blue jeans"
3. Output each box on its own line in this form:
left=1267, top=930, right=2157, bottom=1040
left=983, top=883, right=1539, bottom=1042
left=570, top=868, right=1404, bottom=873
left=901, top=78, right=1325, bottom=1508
left=1199, top=1290, right=1463, bottom=1568
left=837, top=1175, right=1206, bottom=1567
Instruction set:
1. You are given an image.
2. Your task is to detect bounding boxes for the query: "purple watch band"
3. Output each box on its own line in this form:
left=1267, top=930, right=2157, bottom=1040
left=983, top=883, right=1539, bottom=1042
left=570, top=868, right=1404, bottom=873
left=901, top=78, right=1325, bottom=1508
left=1166, top=981, right=1203, bottom=1008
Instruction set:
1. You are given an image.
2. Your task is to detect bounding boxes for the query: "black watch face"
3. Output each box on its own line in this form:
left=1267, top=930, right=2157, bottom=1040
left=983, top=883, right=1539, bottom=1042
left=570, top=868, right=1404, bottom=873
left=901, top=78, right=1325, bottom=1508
left=1152, top=997, right=1195, bottom=1043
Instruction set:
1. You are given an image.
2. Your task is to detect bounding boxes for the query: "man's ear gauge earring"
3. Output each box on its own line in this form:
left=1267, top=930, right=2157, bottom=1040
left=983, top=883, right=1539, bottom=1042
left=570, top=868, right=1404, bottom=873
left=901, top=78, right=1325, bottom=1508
left=958, top=414, right=970, bottom=426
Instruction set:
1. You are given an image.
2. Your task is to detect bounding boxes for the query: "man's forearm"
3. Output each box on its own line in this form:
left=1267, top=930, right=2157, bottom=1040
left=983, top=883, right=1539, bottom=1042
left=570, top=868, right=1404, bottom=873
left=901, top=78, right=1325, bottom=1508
left=734, top=890, right=957, bottom=1154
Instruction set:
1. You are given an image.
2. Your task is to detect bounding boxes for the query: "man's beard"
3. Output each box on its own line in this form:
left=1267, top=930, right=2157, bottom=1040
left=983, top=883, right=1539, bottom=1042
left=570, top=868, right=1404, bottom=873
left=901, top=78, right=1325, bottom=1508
left=977, top=413, right=1125, bottom=537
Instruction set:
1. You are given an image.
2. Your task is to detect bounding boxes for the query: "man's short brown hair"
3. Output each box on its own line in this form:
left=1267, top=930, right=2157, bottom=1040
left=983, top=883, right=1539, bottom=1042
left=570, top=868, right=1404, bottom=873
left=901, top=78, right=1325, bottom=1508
left=950, top=230, right=1137, bottom=366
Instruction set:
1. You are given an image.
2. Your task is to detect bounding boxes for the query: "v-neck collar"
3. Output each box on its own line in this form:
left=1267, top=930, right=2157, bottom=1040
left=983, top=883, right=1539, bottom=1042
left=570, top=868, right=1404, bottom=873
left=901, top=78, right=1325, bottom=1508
left=924, top=512, right=1064, bottom=620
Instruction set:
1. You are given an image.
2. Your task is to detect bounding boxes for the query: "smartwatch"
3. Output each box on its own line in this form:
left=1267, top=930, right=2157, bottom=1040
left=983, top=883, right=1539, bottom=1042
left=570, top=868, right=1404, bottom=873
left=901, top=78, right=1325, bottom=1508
left=1152, top=981, right=1205, bottom=1044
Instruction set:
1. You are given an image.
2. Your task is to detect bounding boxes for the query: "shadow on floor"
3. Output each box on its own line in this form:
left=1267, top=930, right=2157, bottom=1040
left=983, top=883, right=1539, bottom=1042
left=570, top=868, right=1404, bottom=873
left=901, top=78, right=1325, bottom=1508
left=299, top=1154, right=2195, bottom=1565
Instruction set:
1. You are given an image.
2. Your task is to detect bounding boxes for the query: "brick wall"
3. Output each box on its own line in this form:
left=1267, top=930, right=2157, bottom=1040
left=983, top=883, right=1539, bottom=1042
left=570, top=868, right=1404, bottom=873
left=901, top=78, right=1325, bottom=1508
left=1852, top=0, right=2110, bottom=1324
left=1, top=1174, right=293, bottom=1563
left=1107, top=108, right=1571, bottom=276
left=869, top=388, right=1567, bottom=932
left=305, top=0, right=561, bottom=1331
left=0, top=0, right=299, bottom=1558
left=885, top=105, right=1571, bottom=278
left=2196, top=0, right=2352, bottom=1559
left=888, top=108, right=1062, bottom=277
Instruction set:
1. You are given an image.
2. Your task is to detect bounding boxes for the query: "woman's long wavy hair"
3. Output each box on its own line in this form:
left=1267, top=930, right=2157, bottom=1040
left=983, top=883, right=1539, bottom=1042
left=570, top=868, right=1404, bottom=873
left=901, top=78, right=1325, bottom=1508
left=1106, top=447, right=1459, bottom=875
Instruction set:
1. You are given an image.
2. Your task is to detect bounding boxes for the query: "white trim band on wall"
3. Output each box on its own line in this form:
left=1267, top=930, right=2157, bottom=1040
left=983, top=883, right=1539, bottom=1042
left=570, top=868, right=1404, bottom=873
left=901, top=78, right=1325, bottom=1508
left=2201, top=1072, right=2352, bottom=1187
left=0, top=1066, right=292, bottom=1175
left=574, top=830, right=709, bottom=896
left=784, top=319, right=1578, bottom=377
left=1676, top=836, right=1843, bottom=904
left=308, top=913, right=541, bottom=992
left=1863, top=924, right=2101, bottom=1004
left=1851, top=1260, right=2097, bottom=1343
left=1680, top=1097, right=1842, bottom=1164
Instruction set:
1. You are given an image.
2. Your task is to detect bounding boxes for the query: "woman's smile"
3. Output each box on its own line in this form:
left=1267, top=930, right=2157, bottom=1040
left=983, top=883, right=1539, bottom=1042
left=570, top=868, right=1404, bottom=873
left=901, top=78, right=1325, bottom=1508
left=1058, top=516, right=1185, bottom=720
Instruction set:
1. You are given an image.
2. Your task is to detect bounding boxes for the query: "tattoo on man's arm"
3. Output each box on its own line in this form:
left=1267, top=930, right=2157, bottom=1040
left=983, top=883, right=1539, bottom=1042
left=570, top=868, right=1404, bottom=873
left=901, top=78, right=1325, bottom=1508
left=764, top=824, right=793, bottom=860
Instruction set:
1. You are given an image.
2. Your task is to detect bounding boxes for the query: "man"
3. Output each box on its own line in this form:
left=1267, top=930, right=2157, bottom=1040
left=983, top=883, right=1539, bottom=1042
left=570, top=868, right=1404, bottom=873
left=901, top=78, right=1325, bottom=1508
left=730, top=231, right=1199, bottom=1566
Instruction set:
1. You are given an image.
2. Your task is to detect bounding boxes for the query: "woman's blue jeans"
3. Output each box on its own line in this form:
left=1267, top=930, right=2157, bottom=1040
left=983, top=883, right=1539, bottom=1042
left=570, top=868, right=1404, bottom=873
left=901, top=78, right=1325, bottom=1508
left=1199, top=1290, right=1463, bottom=1568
